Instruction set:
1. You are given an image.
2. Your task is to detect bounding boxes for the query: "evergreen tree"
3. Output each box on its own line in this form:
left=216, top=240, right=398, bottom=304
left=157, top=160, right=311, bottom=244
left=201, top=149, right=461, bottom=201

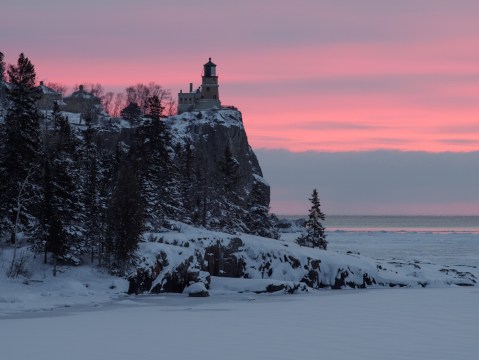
left=145, top=95, right=164, bottom=120
left=133, top=113, right=178, bottom=229
left=37, top=158, right=67, bottom=275
left=81, top=116, right=102, bottom=261
left=120, top=102, right=141, bottom=125
left=214, top=145, right=244, bottom=231
left=0, top=51, right=5, bottom=82
left=50, top=103, right=79, bottom=222
left=218, top=146, right=240, bottom=192
left=0, top=53, right=42, bottom=243
left=296, top=189, right=327, bottom=249
left=29, top=103, right=81, bottom=272
left=0, top=51, right=8, bottom=115
left=174, top=142, right=194, bottom=222
left=96, top=142, right=125, bottom=266
left=244, top=180, right=278, bottom=238
left=106, top=164, right=144, bottom=275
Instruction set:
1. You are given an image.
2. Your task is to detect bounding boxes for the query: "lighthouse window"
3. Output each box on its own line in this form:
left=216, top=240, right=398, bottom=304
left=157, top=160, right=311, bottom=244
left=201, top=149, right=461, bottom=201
left=211, top=67, right=216, bottom=76
left=206, top=87, right=210, bottom=91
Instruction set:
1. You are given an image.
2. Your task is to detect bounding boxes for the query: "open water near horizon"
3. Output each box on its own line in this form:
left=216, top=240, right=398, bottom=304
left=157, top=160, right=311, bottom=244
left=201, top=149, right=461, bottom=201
left=279, top=215, right=479, bottom=268
left=282, top=215, right=479, bottom=233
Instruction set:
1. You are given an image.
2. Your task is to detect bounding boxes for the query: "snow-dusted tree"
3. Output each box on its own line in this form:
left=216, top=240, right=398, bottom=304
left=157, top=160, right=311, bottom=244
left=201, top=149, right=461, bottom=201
left=174, top=141, right=195, bottom=223
left=7, top=167, right=36, bottom=277
left=37, top=158, right=67, bottom=275
left=0, top=51, right=5, bottom=82
left=50, top=102, right=79, bottom=209
left=120, top=102, right=141, bottom=124
left=133, top=112, right=179, bottom=229
left=218, top=146, right=240, bottom=192
left=244, top=181, right=278, bottom=238
left=213, top=145, right=247, bottom=231
left=81, top=116, right=103, bottom=262
left=38, top=103, right=81, bottom=259
left=0, top=53, right=42, bottom=243
left=296, top=189, right=327, bottom=249
left=105, top=164, right=144, bottom=275
left=0, top=51, right=7, bottom=118
left=146, top=95, right=164, bottom=120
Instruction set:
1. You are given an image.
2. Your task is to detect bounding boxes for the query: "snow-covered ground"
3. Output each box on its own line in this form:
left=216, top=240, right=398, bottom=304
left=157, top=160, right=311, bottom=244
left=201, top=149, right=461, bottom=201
left=0, top=251, right=129, bottom=316
left=1, top=287, right=478, bottom=360
left=1, top=228, right=478, bottom=359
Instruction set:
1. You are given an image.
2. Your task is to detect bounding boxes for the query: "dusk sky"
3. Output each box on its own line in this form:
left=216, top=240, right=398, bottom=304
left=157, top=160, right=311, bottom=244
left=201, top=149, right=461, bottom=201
left=2, top=0, right=478, bottom=214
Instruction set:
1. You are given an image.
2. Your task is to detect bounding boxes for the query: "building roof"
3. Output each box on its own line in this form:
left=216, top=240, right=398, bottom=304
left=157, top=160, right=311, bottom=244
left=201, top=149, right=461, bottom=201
left=64, top=85, right=98, bottom=100
left=204, top=57, right=216, bottom=67
left=37, top=81, right=61, bottom=95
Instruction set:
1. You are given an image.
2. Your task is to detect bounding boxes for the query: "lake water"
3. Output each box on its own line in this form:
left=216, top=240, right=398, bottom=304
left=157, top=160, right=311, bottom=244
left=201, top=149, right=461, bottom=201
left=287, top=215, right=479, bottom=233
left=280, top=215, right=479, bottom=268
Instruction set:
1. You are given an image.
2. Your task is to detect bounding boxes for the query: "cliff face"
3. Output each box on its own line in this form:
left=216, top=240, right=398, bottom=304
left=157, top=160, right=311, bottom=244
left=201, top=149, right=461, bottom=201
left=167, top=109, right=272, bottom=233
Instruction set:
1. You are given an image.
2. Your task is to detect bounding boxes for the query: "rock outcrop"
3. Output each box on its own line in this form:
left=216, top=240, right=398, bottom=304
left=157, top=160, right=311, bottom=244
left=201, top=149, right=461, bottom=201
left=127, top=225, right=477, bottom=294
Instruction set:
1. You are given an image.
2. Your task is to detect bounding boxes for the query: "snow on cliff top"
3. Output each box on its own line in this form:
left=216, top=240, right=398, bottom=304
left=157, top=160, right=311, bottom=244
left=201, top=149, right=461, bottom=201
left=167, top=108, right=244, bottom=145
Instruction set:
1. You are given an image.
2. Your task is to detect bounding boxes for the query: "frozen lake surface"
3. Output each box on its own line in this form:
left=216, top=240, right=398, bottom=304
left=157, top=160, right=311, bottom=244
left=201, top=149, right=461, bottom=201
left=281, top=227, right=479, bottom=268
left=1, top=287, right=478, bottom=360
left=1, top=229, right=478, bottom=359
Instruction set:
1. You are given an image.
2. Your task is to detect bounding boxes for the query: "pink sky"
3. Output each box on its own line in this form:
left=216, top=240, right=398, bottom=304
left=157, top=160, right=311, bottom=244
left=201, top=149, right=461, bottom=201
left=2, top=1, right=478, bottom=214
left=2, top=0, right=478, bottom=153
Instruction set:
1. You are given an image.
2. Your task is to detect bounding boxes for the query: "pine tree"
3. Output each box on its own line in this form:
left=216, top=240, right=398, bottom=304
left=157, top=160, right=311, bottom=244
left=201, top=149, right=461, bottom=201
left=37, top=158, right=67, bottom=274
left=0, top=51, right=5, bottom=82
left=218, top=146, right=240, bottom=192
left=175, top=142, right=195, bottom=223
left=0, top=51, right=8, bottom=115
left=42, top=103, right=80, bottom=259
left=50, top=103, right=79, bottom=220
left=296, top=189, right=327, bottom=249
left=133, top=113, right=178, bottom=229
left=120, top=102, right=141, bottom=125
left=244, top=180, right=278, bottom=238
left=214, top=145, right=244, bottom=231
left=0, top=53, right=42, bottom=244
left=106, top=164, right=144, bottom=276
left=81, top=116, right=102, bottom=262
left=145, top=95, right=164, bottom=120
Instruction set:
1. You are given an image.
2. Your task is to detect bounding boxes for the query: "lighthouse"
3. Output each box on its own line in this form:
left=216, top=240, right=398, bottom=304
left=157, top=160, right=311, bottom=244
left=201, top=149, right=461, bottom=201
left=177, top=58, right=222, bottom=114
left=200, top=58, right=220, bottom=103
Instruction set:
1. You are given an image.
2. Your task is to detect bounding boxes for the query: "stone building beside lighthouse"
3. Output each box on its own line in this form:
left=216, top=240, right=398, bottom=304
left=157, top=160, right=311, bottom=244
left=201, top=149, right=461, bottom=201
left=177, top=58, right=222, bottom=114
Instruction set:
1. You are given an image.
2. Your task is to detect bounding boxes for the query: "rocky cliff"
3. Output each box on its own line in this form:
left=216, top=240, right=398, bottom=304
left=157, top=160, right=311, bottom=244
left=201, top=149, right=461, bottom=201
left=168, top=109, right=264, bottom=186
left=166, top=109, right=274, bottom=235
left=72, top=108, right=275, bottom=236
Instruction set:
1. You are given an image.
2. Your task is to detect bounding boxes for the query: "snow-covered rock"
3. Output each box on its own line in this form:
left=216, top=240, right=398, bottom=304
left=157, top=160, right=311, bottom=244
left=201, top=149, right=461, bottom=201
left=128, top=224, right=477, bottom=294
left=184, top=281, right=209, bottom=297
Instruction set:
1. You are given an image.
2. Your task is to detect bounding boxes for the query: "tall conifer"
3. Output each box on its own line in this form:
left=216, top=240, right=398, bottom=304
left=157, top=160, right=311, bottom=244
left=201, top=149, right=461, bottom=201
left=0, top=51, right=5, bottom=82
left=296, top=189, right=327, bottom=249
left=0, top=53, right=42, bottom=243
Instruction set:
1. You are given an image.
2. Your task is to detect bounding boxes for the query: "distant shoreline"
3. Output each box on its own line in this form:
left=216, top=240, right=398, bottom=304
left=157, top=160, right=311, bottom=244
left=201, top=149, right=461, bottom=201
left=277, top=214, right=479, bottom=232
